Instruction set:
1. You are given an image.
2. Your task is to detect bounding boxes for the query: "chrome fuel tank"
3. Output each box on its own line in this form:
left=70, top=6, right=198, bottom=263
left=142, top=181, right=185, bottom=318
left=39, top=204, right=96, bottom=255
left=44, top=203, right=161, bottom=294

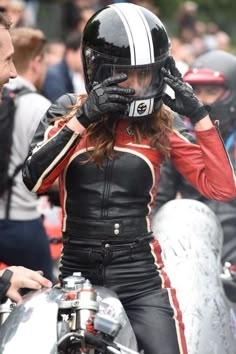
left=0, top=283, right=138, bottom=353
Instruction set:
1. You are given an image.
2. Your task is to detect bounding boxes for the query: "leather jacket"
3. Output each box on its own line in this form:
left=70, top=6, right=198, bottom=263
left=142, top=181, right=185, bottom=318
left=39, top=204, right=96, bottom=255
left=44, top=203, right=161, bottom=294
left=22, top=94, right=236, bottom=238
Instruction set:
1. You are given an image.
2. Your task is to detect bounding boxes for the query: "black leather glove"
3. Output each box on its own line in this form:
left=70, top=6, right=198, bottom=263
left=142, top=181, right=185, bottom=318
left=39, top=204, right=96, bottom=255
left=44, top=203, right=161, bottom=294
left=162, top=57, right=210, bottom=125
left=0, top=269, right=13, bottom=303
left=76, top=73, right=135, bottom=128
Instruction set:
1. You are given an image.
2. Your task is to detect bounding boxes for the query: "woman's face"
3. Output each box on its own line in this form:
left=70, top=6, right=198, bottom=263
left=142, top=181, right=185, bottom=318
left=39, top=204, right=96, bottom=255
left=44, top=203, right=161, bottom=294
left=114, top=68, right=153, bottom=97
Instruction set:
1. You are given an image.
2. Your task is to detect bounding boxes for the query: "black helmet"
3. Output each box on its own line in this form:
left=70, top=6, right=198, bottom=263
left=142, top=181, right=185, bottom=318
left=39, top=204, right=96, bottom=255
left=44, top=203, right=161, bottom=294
left=183, top=50, right=236, bottom=127
left=81, top=3, right=170, bottom=119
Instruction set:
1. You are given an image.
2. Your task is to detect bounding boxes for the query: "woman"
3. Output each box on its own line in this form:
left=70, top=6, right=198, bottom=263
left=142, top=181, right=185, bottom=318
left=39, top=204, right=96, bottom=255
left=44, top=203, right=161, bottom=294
left=22, top=3, right=236, bottom=354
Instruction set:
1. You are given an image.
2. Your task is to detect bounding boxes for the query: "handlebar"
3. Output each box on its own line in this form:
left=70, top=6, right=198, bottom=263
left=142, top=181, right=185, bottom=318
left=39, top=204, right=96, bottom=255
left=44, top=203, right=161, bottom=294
left=57, top=330, right=139, bottom=354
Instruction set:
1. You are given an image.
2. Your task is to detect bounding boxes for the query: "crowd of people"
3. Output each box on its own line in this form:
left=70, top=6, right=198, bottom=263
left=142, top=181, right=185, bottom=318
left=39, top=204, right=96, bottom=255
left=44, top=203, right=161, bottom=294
left=0, top=1, right=236, bottom=353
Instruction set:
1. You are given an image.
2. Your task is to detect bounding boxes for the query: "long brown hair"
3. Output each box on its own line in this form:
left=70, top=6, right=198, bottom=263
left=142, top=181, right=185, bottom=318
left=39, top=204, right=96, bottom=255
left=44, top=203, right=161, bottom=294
left=61, top=95, right=173, bottom=167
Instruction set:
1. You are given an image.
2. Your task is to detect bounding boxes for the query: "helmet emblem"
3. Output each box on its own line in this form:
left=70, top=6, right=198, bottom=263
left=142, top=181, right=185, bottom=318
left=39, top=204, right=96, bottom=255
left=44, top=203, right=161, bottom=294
left=137, top=102, right=147, bottom=114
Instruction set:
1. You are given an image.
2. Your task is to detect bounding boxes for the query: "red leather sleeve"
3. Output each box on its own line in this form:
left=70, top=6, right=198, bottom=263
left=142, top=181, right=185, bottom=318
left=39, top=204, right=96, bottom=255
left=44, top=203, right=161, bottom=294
left=169, top=127, right=236, bottom=201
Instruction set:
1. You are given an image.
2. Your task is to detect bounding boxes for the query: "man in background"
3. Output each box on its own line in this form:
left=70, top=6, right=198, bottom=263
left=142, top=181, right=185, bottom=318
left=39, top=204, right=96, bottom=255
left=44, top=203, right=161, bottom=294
left=0, top=12, right=52, bottom=304
left=0, top=26, right=53, bottom=281
left=42, top=31, right=85, bottom=102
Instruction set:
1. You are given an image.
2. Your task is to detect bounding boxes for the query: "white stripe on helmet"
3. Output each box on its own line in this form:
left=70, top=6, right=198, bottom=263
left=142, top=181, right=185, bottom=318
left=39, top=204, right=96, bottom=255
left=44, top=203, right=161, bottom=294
left=110, top=3, right=154, bottom=65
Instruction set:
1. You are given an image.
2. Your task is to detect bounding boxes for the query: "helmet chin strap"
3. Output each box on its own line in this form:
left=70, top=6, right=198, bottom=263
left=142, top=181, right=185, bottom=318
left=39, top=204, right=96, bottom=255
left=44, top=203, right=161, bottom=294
left=128, top=98, right=154, bottom=117
left=125, top=97, right=164, bottom=120
left=113, top=98, right=163, bottom=121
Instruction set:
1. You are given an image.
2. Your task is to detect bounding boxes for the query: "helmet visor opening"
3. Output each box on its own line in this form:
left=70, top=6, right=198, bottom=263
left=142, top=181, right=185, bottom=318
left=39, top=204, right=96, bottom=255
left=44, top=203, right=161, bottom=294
left=84, top=48, right=168, bottom=99
left=96, top=61, right=165, bottom=99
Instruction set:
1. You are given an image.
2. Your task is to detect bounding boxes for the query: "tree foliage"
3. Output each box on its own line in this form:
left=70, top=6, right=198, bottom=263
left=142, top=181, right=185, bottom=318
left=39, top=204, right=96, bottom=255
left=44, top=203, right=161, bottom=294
left=155, top=0, right=236, bottom=42
left=156, top=0, right=236, bottom=30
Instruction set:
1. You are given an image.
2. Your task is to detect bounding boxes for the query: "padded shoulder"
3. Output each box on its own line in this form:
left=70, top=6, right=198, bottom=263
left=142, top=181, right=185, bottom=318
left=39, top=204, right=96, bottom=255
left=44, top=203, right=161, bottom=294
left=46, top=93, right=78, bottom=121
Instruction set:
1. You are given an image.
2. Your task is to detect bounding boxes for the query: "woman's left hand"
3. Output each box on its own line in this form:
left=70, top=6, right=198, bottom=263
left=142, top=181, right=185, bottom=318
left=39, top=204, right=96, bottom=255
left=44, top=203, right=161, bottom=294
left=162, top=57, right=210, bottom=125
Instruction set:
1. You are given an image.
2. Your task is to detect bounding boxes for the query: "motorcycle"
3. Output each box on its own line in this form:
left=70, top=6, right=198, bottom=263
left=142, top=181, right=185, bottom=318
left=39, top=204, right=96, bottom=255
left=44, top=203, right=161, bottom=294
left=152, top=198, right=236, bottom=354
left=0, top=272, right=139, bottom=354
left=1, top=198, right=236, bottom=353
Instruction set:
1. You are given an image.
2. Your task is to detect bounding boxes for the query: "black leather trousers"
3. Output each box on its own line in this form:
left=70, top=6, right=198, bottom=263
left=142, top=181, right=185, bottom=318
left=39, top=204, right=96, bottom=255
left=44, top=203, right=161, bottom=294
left=60, top=235, right=188, bottom=354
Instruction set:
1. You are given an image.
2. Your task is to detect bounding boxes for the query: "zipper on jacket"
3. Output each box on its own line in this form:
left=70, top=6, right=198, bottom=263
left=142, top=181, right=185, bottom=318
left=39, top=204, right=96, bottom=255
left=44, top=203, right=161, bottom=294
left=101, top=157, right=114, bottom=218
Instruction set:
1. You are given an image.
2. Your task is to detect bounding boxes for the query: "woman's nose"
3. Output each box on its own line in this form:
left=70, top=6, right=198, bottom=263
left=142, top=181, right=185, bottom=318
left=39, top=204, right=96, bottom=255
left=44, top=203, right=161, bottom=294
left=126, top=77, right=142, bottom=94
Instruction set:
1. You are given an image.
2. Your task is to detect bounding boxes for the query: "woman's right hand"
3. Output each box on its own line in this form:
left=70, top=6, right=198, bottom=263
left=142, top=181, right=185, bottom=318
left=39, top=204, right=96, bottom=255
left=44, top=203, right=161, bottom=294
left=76, top=73, right=135, bottom=128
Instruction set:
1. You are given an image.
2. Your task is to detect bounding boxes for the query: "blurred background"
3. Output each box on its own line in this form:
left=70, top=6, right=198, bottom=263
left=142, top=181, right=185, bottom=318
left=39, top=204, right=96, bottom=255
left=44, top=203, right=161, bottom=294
left=1, top=0, right=236, bottom=57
